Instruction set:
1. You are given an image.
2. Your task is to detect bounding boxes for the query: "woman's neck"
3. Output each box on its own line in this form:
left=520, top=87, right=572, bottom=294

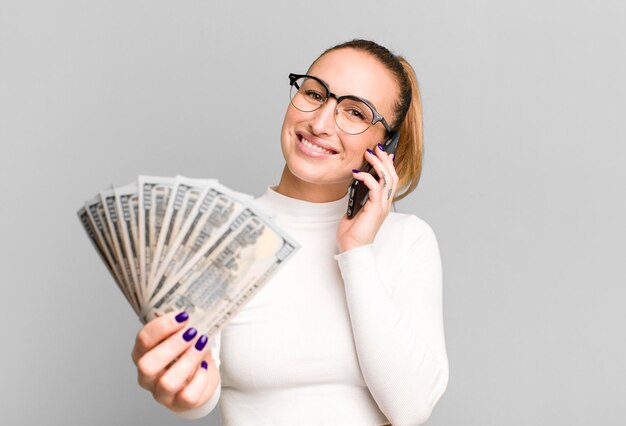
left=273, top=165, right=350, bottom=203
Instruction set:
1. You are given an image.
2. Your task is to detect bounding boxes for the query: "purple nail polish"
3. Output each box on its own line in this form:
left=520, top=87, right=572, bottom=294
left=175, top=311, right=189, bottom=323
left=195, top=335, right=208, bottom=351
left=352, top=169, right=360, bottom=173
left=182, top=327, right=197, bottom=342
left=201, top=360, right=208, bottom=370
left=377, top=143, right=385, bottom=151
left=366, top=148, right=375, bottom=155
left=392, top=154, right=395, bottom=163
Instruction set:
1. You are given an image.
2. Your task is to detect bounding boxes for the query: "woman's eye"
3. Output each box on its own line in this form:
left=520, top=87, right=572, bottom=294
left=348, top=108, right=366, bottom=121
left=304, top=90, right=325, bottom=103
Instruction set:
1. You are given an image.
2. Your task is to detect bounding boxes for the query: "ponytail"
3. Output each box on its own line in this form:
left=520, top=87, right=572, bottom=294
left=393, top=57, right=423, bottom=202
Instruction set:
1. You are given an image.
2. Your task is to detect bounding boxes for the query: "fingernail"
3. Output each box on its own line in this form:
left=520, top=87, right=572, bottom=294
left=195, top=335, right=208, bottom=351
left=352, top=169, right=360, bottom=173
left=366, top=148, right=375, bottom=155
left=377, top=143, right=385, bottom=151
left=182, top=327, right=197, bottom=342
left=175, top=311, right=189, bottom=323
left=392, top=154, right=395, bottom=163
left=201, top=360, right=208, bottom=370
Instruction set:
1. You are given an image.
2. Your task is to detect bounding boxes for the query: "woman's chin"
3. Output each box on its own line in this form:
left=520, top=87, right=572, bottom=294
left=288, top=166, right=352, bottom=188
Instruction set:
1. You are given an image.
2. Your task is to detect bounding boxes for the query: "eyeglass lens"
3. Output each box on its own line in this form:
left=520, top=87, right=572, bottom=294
left=289, top=76, right=374, bottom=135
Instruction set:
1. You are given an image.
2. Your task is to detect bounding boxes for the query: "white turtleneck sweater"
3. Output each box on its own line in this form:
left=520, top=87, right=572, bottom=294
left=177, top=186, right=449, bottom=426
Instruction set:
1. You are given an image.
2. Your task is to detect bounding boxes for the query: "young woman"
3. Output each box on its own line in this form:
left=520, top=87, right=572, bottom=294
left=131, top=39, right=449, bottom=425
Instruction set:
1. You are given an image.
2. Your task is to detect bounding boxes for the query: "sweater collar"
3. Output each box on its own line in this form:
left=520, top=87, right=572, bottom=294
left=253, top=185, right=349, bottom=221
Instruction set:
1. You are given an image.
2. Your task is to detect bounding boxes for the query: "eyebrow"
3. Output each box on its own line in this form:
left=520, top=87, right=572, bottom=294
left=313, top=74, right=381, bottom=113
left=357, top=95, right=379, bottom=111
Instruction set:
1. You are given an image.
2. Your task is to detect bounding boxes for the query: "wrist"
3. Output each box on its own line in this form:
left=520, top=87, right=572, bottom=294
left=337, top=241, right=374, bottom=255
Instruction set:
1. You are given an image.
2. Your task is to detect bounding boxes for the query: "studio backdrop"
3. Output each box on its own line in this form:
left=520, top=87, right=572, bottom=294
left=1, top=1, right=624, bottom=425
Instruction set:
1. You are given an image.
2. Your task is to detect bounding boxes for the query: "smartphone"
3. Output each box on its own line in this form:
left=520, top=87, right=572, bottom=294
left=346, top=132, right=400, bottom=219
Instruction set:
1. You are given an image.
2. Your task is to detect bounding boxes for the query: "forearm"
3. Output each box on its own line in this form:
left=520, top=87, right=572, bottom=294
left=334, top=238, right=448, bottom=426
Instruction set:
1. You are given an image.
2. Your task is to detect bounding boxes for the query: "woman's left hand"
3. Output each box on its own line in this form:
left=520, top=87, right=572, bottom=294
left=336, top=144, right=398, bottom=253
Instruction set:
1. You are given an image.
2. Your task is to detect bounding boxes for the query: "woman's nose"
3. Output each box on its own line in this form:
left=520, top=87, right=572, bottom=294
left=309, top=98, right=338, bottom=136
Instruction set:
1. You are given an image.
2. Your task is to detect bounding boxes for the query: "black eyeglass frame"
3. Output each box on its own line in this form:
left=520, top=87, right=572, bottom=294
left=288, top=73, right=394, bottom=136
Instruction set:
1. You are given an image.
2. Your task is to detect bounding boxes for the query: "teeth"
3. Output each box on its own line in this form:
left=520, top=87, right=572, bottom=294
left=301, top=137, right=334, bottom=154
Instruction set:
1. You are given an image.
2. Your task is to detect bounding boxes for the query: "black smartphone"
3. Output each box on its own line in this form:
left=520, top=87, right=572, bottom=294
left=346, top=132, right=400, bottom=219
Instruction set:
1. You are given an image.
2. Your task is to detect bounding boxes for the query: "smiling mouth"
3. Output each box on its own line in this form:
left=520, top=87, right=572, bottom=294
left=297, top=134, right=337, bottom=155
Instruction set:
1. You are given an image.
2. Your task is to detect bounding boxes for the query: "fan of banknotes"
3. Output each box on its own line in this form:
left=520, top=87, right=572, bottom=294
left=77, top=175, right=300, bottom=340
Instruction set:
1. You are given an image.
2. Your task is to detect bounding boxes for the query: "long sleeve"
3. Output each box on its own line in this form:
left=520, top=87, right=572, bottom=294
left=333, top=215, right=449, bottom=426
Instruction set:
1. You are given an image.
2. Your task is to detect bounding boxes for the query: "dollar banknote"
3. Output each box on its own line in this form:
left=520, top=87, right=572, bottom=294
left=84, top=194, right=139, bottom=313
left=147, top=181, right=250, bottom=303
left=78, top=205, right=130, bottom=306
left=101, top=187, right=142, bottom=313
left=145, top=207, right=298, bottom=339
left=147, top=176, right=215, bottom=297
left=114, top=184, right=142, bottom=304
left=138, top=176, right=174, bottom=306
left=77, top=176, right=299, bottom=339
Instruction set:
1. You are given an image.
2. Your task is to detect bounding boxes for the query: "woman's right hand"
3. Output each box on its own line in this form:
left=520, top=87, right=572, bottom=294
left=131, top=311, right=220, bottom=413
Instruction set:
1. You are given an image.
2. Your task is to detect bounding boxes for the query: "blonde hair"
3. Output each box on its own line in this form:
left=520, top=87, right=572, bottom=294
left=314, top=39, right=424, bottom=202
left=393, top=57, right=423, bottom=201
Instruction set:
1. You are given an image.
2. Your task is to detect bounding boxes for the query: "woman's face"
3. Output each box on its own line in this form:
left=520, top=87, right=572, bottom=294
left=279, top=48, right=400, bottom=193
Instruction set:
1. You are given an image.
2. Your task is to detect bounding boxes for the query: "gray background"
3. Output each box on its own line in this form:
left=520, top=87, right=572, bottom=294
left=1, top=0, right=624, bottom=425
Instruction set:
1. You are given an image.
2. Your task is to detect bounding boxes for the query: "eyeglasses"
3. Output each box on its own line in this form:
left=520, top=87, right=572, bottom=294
left=288, top=73, right=393, bottom=136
